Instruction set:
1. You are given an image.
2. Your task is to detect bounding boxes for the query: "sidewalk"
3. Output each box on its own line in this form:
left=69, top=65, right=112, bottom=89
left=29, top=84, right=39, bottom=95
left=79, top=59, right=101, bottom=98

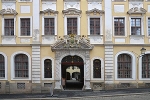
left=0, top=88, right=150, bottom=99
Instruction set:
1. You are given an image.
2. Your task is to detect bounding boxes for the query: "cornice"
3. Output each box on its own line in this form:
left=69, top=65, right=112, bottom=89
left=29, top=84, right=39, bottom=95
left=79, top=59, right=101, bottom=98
left=127, top=7, right=147, bottom=15
left=41, top=0, right=57, bottom=2
left=87, top=0, right=102, bottom=2
left=62, top=8, right=82, bottom=15
left=86, top=8, right=104, bottom=15
left=63, top=0, right=80, bottom=2
left=40, top=8, right=58, bottom=15
left=0, top=8, right=18, bottom=16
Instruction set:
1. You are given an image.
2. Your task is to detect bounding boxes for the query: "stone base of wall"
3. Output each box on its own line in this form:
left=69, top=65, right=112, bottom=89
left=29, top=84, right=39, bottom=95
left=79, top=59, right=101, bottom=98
left=0, top=82, right=150, bottom=94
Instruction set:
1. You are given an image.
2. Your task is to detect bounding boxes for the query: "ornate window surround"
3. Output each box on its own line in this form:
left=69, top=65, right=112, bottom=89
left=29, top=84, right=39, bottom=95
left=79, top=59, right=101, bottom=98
left=11, top=51, right=31, bottom=80
left=42, top=57, right=54, bottom=80
left=115, top=51, right=136, bottom=80
left=62, top=8, right=82, bottom=35
left=18, top=16, right=32, bottom=37
left=40, top=9, right=58, bottom=35
left=129, top=16, right=144, bottom=36
left=113, top=16, right=127, bottom=37
left=91, top=57, right=104, bottom=81
left=139, top=51, right=150, bottom=80
left=0, top=52, right=7, bottom=80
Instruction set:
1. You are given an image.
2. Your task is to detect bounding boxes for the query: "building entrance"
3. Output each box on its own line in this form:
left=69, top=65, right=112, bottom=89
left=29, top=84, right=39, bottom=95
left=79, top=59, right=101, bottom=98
left=61, top=55, right=84, bottom=90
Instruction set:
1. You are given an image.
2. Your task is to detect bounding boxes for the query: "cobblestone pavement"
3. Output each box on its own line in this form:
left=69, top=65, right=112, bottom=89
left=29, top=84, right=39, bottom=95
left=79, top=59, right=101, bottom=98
left=0, top=88, right=150, bottom=100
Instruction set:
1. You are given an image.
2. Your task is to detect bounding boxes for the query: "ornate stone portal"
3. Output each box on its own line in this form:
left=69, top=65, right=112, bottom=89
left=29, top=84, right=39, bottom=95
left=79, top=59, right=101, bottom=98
left=51, top=34, right=94, bottom=90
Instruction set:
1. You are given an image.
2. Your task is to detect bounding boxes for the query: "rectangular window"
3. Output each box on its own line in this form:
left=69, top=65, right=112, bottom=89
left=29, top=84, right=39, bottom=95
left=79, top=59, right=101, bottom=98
left=67, top=18, right=77, bottom=35
left=44, top=18, right=55, bottom=35
left=148, top=18, right=150, bottom=36
left=21, top=18, right=30, bottom=36
left=131, top=18, right=141, bottom=35
left=90, top=18, right=100, bottom=35
left=114, top=18, right=125, bottom=36
left=4, top=19, right=14, bottom=36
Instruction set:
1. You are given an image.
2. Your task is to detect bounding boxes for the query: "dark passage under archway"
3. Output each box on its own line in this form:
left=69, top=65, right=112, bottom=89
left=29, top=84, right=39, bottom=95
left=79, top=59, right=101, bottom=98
left=61, top=55, right=84, bottom=90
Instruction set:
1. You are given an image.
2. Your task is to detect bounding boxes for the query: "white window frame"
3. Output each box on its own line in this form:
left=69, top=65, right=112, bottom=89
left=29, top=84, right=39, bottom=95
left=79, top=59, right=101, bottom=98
left=129, top=16, right=144, bottom=35
left=147, top=17, right=150, bottom=37
left=0, top=52, right=7, bottom=80
left=42, top=16, right=57, bottom=35
left=18, top=0, right=32, bottom=2
left=87, top=16, right=103, bottom=35
left=18, top=16, right=32, bottom=37
left=2, top=17, right=16, bottom=36
left=139, top=51, right=150, bottom=80
left=64, top=15, right=80, bottom=35
left=115, top=51, right=136, bottom=80
left=42, top=57, right=54, bottom=80
left=113, top=16, right=127, bottom=37
left=91, top=57, right=104, bottom=80
left=11, top=51, right=31, bottom=80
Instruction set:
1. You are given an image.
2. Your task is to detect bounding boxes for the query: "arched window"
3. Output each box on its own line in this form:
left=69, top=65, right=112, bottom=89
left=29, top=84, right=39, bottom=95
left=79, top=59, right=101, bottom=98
left=0, top=54, right=5, bottom=77
left=44, top=59, right=52, bottom=78
left=118, top=54, right=131, bottom=78
left=15, top=54, right=28, bottom=77
left=142, top=54, right=150, bottom=78
left=93, top=59, right=101, bottom=78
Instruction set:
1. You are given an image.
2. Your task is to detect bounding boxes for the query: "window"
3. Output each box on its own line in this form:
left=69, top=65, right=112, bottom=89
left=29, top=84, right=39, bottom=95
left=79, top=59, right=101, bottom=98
left=67, top=18, right=77, bottom=35
left=21, top=18, right=30, bottom=36
left=114, top=18, right=125, bottom=36
left=142, top=54, right=150, bottom=78
left=118, top=54, right=132, bottom=78
left=0, top=54, right=5, bottom=78
left=44, top=59, right=52, bottom=78
left=4, top=19, right=14, bottom=36
left=148, top=18, right=150, bottom=36
left=93, top=59, right=101, bottom=78
left=15, top=54, right=28, bottom=78
left=131, top=18, right=141, bottom=35
left=90, top=18, right=100, bottom=35
left=44, top=18, right=55, bottom=35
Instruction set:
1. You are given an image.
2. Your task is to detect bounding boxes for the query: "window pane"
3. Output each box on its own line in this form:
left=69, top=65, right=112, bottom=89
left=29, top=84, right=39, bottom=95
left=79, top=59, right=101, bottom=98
left=0, top=54, right=5, bottom=77
left=21, top=18, right=30, bottom=36
left=142, top=54, right=150, bottom=78
left=93, top=59, right=101, bottom=78
left=131, top=18, right=141, bottom=35
left=90, top=18, right=100, bottom=35
left=114, top=18, right=125, bottom=36
left=15, top=54, right=28, bottom=78
left=44, top=59, right=52, bottom=78
left=4, top=19, right=14, bottom=36
left=67, top=18, right=77, bottom=35
left=44, top=18, right=55, bottom=35
left=118, top=54, right=131, bottom=78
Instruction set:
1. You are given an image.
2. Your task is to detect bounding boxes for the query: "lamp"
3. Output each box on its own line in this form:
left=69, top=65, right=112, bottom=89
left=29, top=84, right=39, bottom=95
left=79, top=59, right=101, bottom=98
left=140, top=47, right=146, bottom=55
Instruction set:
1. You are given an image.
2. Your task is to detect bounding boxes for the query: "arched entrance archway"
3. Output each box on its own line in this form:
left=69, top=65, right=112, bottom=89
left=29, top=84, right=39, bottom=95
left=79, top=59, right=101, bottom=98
left=61, top=55, right=84, bottom=90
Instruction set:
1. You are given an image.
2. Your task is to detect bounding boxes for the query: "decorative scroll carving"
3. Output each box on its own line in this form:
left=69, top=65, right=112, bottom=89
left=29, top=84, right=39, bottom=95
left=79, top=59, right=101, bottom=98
left=86, top=8, right=104, bottom=15
left=40, top=8, right=58, bottom=15
left=51, top=34, right=93, bottom=51
left=127, top=7, right=147, bottom=14
left=62, top=8, right=82, bottom=15
left=0, top=8, right=18, bottom=16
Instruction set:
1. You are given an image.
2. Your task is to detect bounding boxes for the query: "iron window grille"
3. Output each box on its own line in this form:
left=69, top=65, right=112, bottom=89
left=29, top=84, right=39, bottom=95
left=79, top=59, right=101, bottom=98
left=93, top=59, right=101, bottom=78
left=44, top=59, right=52, bottom=78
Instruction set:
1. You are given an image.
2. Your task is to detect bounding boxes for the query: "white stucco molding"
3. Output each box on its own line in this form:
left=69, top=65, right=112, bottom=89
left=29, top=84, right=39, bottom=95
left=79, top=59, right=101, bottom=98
left=62, top=8, right=82, bottom=16
left=127, top=7, right=147, bottom=15
left=0, top=8, right=18, bottom=16
left=42, top=57, right=54, bottom=80
left=91, top=57, right=104, bottom=81
left=115, top=51, right=136, bottom=80
left=86, top=8, right=104, bottom=16
left=0, top=52, right=7, bottom=80
left=139, top=51, right=150, bottom=80
left=11, top=51, right=31, bottom=80
left=40, top=8, right=58, bottom=15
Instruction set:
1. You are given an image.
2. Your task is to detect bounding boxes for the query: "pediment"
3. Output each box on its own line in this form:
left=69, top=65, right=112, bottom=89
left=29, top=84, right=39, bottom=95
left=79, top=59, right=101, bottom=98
left=62, top=8, right=82, bottom=15
left=51, top=34, right=94, bottom=51
left=0, top=8, right=18, bottom=16
left=127, top=7, right=147, bottom=15
left=86, top=8, right=104, bottom=15
left=40, top=8, right=58, bottom=15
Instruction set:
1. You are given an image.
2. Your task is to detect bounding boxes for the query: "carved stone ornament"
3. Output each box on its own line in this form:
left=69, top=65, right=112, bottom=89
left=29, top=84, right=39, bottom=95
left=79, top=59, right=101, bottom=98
left=40, top=8, right=58, bottom=15
left=0, top=8, right=18, bottom=16
left=86, top=8, right=104, bottom=15
left=127, top=7, right=147, bottom=15
left=51, top=34, right=94, bottom=52
left=62, top=8, right=82, bottom=15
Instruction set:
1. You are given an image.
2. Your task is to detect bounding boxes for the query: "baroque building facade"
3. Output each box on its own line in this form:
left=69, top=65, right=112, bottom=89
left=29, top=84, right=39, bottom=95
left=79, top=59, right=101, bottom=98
left=0, top=0, right=150, bottom=93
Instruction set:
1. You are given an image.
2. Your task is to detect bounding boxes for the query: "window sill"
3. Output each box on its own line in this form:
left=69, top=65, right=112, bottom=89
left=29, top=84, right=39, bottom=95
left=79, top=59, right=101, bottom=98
left=1, top=35, right=16, bottom=38
left=11, top=78, right=31, bottom=81
left=42, top=78, right=54, bottom=80
left=0, top=78, right=7, bottom=80
left=18, top=36, right=32, bottom=38
left=115, top=78, right=135, bottom=81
